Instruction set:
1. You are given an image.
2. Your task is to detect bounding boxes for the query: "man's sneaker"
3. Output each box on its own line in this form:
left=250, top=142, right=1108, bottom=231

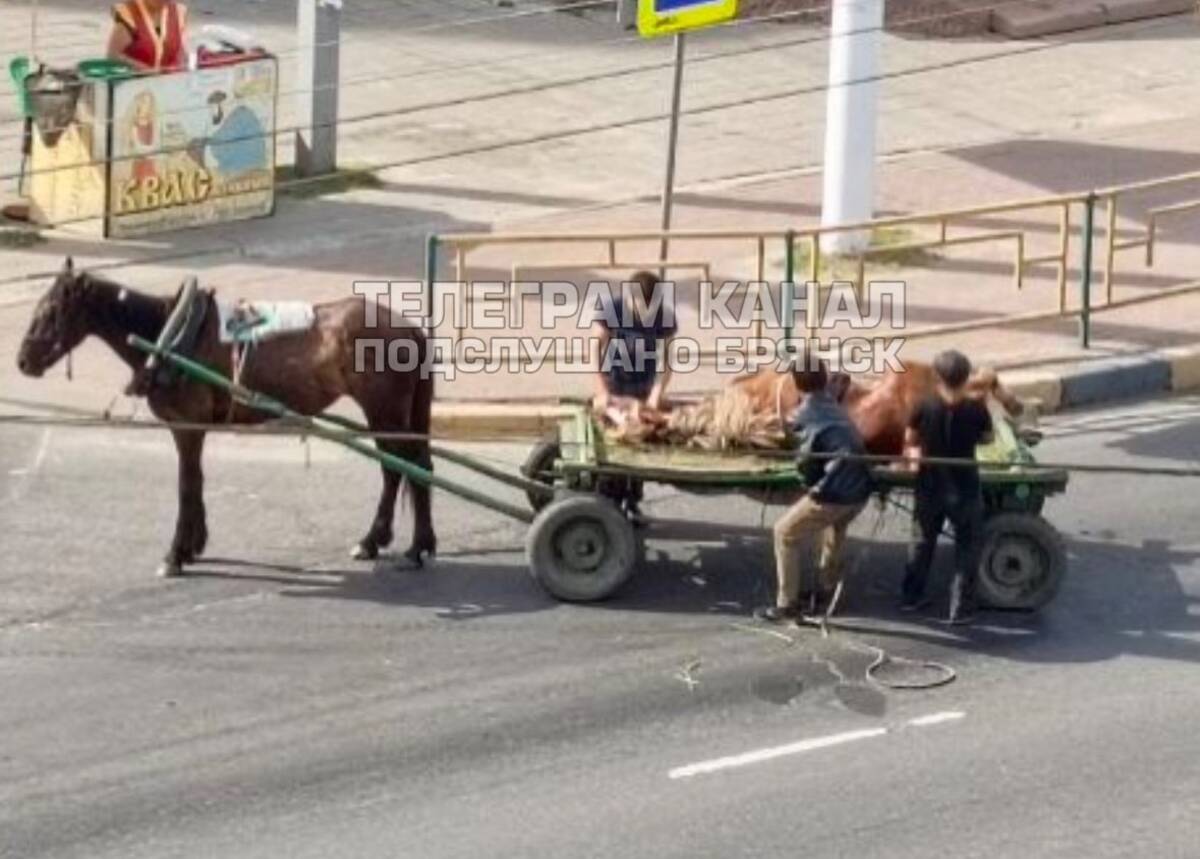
left=754, top=605, right=800, bottom=624
left=899, top=594, right=932, bottom=613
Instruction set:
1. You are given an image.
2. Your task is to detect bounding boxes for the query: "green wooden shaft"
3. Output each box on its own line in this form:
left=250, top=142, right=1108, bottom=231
left=1079, top=194, right=1094, bottom=348
left=285, top=409, right=552, bottom=497
left=783, top=228, right=796, bottom=345
left=127, top=335, right=535, bottom=524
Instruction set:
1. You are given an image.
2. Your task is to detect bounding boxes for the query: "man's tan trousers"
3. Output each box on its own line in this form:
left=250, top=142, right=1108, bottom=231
left=773, top=496, right=866, bottom=608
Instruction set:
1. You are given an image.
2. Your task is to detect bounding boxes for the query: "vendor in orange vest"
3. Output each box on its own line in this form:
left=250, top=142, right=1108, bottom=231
left=106, top=0, right=189, bottom=71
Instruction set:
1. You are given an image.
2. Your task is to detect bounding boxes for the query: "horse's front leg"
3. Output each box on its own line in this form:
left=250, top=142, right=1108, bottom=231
left=160, top=429, right=207, bottom=577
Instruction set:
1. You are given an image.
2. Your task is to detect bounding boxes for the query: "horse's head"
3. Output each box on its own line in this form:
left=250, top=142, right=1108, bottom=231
left=17, top=257, right=93, bottom=378
left=969, top=367, right=1025, bottom=419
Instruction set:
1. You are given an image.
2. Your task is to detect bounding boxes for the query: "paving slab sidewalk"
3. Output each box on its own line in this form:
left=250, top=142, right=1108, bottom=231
left=4, top=125, right=1200, bottom=435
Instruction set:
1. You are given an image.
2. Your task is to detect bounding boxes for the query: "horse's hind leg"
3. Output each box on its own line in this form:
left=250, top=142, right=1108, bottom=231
left=399, top=438, right=436, bottom=566
left=351, top=449, right=401, bottom=561
left=402, top=373, right=436, bottom=565
left=350, top=388, right=415, bottom=562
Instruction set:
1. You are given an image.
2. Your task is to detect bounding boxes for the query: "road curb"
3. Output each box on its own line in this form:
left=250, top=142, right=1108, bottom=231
left=430, top=403, right=577, bottom=439
left=1001, top=346, right=1200, bottom=414
left=1058, top=356, right=1172, bottom=409
left=428, top=348, right=1200, bottom=436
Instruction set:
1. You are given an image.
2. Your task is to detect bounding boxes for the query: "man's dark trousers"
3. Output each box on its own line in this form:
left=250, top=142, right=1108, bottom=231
left=902, top=491, right=984, bottom=611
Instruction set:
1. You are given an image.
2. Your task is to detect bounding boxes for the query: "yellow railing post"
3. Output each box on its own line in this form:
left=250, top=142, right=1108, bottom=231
left=1058, top=202, right=1070, bottom=312
left=1103, top=194, right=1117, bottom=305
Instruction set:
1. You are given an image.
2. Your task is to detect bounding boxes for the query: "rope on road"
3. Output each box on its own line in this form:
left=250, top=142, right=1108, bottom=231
left=734, top=506, right=958, bottom=692
left=800, top=582, right=958, bottom=691
left=807, top=510, right=958, bottom=691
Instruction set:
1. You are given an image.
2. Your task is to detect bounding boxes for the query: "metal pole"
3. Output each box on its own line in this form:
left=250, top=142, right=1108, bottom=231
left=783, top=229, right=796, bottom=348
left=617, top=0, right=638, bottom=29
left=1080, top=193, right=1095, bottom=348
left=295, top=0, right=340, bottom=176
left=659, top=32, right=685, bottom=265
left=424, top=233, right=439, bottom=339
left=820, top=0, right=883, bottom=255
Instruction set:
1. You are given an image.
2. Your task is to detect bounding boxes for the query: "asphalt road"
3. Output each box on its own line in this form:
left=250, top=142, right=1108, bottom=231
left=3, top=396, right=1200, bottom=859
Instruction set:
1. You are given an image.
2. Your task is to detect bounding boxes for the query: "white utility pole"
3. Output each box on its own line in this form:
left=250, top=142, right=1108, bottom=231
left=295, top=0, right=340, bottom=176
left=617, top=0, right=638, bottom=28
left=820, top=0, right=883, bottom=255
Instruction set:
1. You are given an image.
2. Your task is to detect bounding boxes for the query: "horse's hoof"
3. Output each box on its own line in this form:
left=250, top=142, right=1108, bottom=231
left=157, top=562, right=184, bottom=578
left=403, top=546, right=435, bottom=568
left=351, top=542, right=378, bottom=561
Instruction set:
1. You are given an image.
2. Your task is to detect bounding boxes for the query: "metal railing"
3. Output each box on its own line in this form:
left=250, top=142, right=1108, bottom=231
left=426, top=169, right=1200, bottom=362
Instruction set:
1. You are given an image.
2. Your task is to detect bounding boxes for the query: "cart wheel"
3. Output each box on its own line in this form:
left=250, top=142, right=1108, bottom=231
left=977, top=513, right=1067, bottom=611
left=526, top=496, right=637, bottom=602
left=521, top=438, right=561, bottom=512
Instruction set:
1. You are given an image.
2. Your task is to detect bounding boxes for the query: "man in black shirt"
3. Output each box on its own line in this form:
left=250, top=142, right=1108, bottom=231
left=901, top=349, right=995, bottom=625
left=756, top=349, right=873, bottom=623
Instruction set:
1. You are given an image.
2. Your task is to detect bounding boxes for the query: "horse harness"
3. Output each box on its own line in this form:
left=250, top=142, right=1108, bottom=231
left=129, top=275, right=212, bottom=395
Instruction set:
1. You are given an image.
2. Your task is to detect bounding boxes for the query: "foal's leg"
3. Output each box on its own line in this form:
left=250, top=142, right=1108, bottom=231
left=161, top=429, right=207, bottom=577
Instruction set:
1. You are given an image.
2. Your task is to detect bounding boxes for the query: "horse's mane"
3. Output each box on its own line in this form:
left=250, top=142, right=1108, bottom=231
left=78, top=272, right=173, bottom=341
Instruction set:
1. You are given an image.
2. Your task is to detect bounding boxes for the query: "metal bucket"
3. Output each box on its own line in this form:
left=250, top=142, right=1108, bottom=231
left=25, top=67, right=84, bottom=148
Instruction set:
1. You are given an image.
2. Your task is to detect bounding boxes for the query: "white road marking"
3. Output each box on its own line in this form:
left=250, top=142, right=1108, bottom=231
left=668, top=710, right=968, bottom=780
left=907, top=710, right=966, bottom=727
left=668, top=728, right=887, bottom=780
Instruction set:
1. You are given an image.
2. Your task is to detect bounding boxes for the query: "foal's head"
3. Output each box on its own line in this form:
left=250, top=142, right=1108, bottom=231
left=17, top=257, right=94, bottom=377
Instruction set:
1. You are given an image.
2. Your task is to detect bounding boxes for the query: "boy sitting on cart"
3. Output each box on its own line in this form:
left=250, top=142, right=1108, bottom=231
left=591, top=270, right=677, bottom=522
left=756, top=348, right=874, bottom=623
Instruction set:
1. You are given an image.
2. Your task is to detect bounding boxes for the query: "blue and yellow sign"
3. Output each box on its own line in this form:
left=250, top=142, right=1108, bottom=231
left=638, top=0, right=738, bottom=37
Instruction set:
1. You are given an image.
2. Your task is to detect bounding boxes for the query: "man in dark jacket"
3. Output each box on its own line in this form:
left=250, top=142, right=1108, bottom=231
left=757, top=350, right=873, bottom=622
left=591, top=270, right=677, bottom=522
left=901, top=349, right=995, bottom=625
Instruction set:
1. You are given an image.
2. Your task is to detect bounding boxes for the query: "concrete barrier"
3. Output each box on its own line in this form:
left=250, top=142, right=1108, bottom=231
left=1100, top=0, right=1194, bottom=23
left=1058, top=355, right=1172, bottom=409
left=1163, top=346, right=1200, bottom=393
left=431, top=403, right=576, bottom=440
left=1001, top=369, right=1064, bottom=413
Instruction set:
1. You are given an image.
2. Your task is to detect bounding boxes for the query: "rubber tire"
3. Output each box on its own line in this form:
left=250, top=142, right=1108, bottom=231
left=521, top=438, right=561, bottom=512
left=977, top=513, right=1067, bottom=611
left=526, top=496, right=637, bottom=602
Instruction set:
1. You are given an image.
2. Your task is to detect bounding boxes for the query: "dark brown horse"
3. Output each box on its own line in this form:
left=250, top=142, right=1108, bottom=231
left=17, top=258, right=436, bottom=576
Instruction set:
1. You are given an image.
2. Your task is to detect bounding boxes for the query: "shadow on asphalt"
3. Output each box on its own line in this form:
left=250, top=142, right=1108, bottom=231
left=180, top=501, right=1200, bottom=673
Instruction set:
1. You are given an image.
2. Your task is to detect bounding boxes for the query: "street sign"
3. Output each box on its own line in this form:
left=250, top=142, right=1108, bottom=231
left=638, top=0, right=738, bottom=37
